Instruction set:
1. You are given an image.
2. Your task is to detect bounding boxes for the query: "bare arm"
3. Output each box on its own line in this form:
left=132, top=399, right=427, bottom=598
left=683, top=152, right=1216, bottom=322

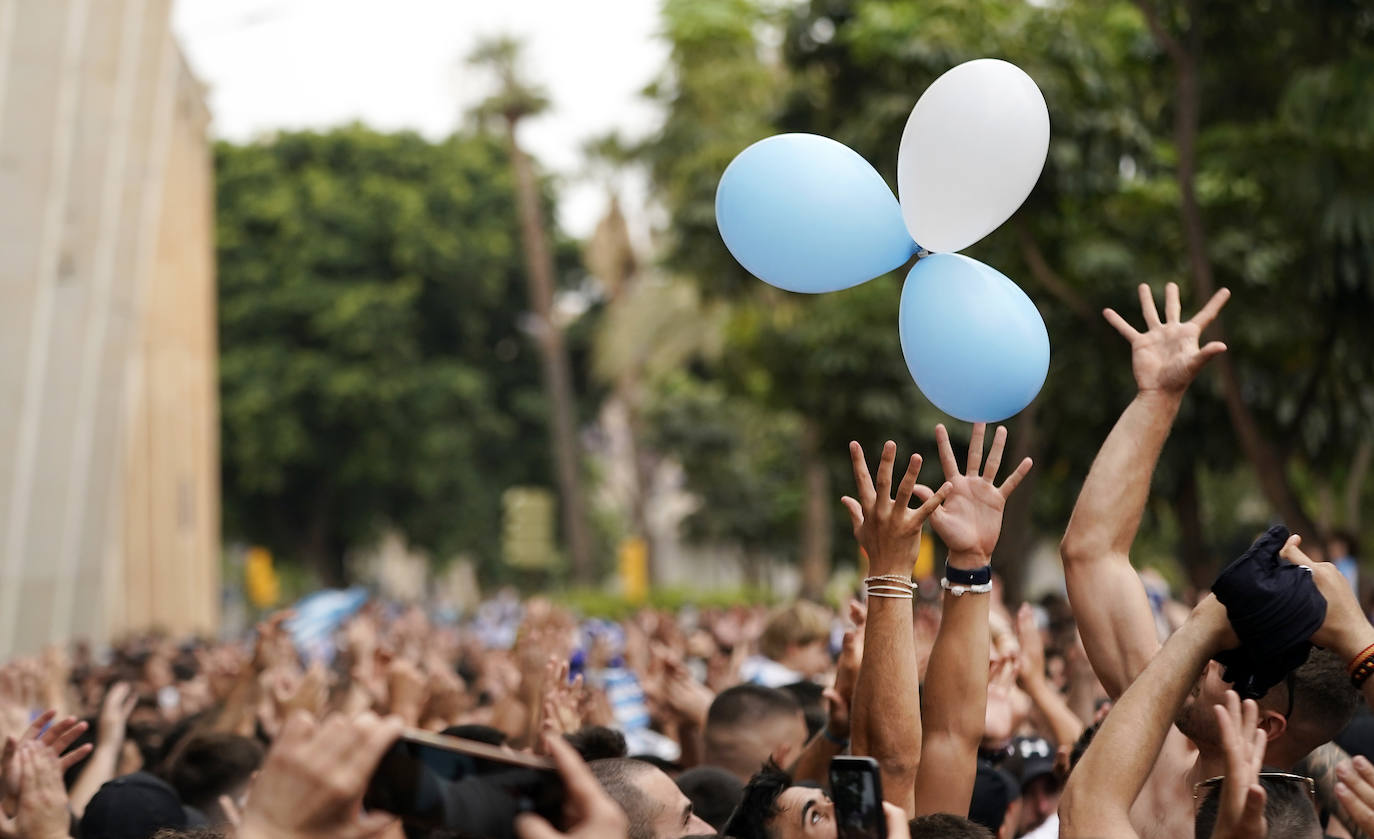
left=1060, top=597, right=1236, bottom=839
left=1060, top=283, right=1230, bottom=699
left=844, top=441, right=950, bottom=815
left=913, top=424, right=1031, bottom=817
left=1016, top=605, right=1086, bottom=749
left=791, top=619, right=862, bottom=786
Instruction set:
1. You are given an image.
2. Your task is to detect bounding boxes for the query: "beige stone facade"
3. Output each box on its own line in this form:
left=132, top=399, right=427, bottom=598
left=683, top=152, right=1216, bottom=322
left=0, top=0, right=218, bottom=654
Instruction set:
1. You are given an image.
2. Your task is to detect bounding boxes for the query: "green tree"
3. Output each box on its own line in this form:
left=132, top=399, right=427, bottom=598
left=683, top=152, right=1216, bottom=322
left=217, top=126, right=574, bottom=583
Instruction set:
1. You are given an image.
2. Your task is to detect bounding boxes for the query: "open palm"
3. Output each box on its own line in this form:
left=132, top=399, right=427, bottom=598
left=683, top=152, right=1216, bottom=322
left=929, top=424, right=1032, bottom=565
left=1104, top=282, right=1230, bottom=395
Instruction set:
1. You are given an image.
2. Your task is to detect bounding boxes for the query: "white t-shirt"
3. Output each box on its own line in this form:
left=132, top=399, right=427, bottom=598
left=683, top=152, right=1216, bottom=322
left=1022, top=812, right=1059, bottom=839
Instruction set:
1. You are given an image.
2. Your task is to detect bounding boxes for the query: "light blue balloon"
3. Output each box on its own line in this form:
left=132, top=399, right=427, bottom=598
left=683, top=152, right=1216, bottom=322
left=899, top=253, right=1049, bottom=422
left=716, top=134, right=918, bottom=294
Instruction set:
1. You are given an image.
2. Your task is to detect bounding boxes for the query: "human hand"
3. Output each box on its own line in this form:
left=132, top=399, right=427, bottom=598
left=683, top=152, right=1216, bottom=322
left=515, top=734, right=629, bottom=839
left=841, top=441, right=952, bottom=577
left=1208, top=690, right=1268, bottom=839
left=1188, top=594, right=1241, bottom=652
left=238, top=711, right=403, bottom=839
left=1015, top=604, right=1046, bottom=690
left=97, top=682, right=137, bottom=749
left=928, top=424, right=1032, bottom=568
left=385, top=659, right=428, bottom=727
left=825, top=623, right=863, bottom=740
left=661, top=663, right=714, bottom=730
left=0, top=742, right=72, bottom=839
left=3, top=709, right=91, bottom=803
left=1103, top=282, right=1230, bottom=396
left=1278, top=534, right=1374, bottom=661
left=541, top=660, right=585, bottom=739
left=1336, top=755, right=1374, bottom=835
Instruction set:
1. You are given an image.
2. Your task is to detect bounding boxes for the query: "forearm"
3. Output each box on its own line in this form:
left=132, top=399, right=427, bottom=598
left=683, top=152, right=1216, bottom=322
left=68, top=742, right=121, bottom=817
left=1060, top=392, right=1180, bottom=697
left=852, top=597, right=921, bottom=813
left=1023, top=678, right=1085, bottom=749
left=912, top=579, right=989, bottom=816
left=1061, top=615, right=1218, bottom=837
left=789, top=729, right=846, bottom=787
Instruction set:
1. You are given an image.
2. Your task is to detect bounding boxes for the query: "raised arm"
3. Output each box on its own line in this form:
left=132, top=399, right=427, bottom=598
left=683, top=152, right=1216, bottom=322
left=1059, top=596, right=1237, bottom=839
left=913, top=423, right=1031, bottom=817
left=1059, top=282, right=1230, bottom=699
left=1016, top=604, right=1086, bottom=749
left=843, top=441, right=950, bottom=815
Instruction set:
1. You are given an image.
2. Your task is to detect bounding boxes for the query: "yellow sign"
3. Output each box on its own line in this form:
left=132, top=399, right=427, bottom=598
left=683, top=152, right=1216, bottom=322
left=618, top=537, right=648, bottom=603
left=913, top=534, right=935, bottom=580
left=245, top=546, right=280, bottom=609
left=503, top=488, right=558, bottom=570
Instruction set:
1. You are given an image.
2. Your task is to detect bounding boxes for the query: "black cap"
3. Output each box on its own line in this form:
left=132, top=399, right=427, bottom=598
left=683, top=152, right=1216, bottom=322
left=967, top=760, right=1020, bottom=832
left=79, top=772, right=204, bottom=839
left=1004, top=736, right=1057, bottom=789
left=1212, top=524, right=1327, bottom=700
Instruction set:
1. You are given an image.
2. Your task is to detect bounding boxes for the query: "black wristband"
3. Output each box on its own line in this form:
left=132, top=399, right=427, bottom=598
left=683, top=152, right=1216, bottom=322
left=944, top=561, right=992, bottom=586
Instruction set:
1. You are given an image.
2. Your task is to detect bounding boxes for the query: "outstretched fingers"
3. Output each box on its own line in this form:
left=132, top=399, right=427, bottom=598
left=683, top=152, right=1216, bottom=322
left=1190, top=287, right=1232, bottom=331
left=965, top=423, right=986, bottom=477
left=840, top=497, right=864, bottom=539
left=913, top=482, right=953, bottom=522
left=982, top=425, right=1008, bottom=481
left=935, top=424, right=959, bottom=480
left=1103, top=308, right=1140, bottom=341
left=998, top=457, right=1033, bottom=499
left=874, top=441, right=897, bottom=502
left=894, top=454, right=922, bottom=510
left=1164, top=281, right=1182, bottom=323
left=1138, top=283, right=1162, bottom=328
left=848, top=442, right=876, bottom=508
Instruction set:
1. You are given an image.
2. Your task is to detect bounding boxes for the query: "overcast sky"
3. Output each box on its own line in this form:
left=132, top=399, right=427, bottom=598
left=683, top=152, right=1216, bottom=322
left=173, top=0, right=669, bottom=238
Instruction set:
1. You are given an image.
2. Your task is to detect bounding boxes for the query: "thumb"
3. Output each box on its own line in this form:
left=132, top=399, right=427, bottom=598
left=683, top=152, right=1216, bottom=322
left=1278, top=534, right=1314, bottom=567
left=514, top=812, right=561, bottom=839
left=840, top=497, right=864, bottom=536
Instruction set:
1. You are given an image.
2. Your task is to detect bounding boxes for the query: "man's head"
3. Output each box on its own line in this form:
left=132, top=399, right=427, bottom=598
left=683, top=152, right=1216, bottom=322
left=1003, top=736, right=1059, bottom=835
left=705, top=685, right=809, bottom=782
left=164, top=732, right=265, bottom=817
left=758, top=602, right=832, bottom=679
left=590, top=758, right=713, bottom=839
left=676, top=766, right=744, bottom=831
left=1194, top=773, right=1321, bottom=838
left=1176, top=649, right=1358, bottom=767
left=907, top=814, right=994, bottom=839
left=722, top=762, right=834, bottom=839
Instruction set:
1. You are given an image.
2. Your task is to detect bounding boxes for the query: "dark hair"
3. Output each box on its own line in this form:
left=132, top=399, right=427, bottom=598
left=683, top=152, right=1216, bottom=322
left=441, top=724, right=507, bottom=747
left=1068, top=717, right=1104, bottom=775
left=163, top=733, right=265, bottom=811
left=564, top=726, right=627, bottom=762
left=909, top=813, right=995, bottom=839
left=1288, top=648, right=1360, bottom=748
left=1195, top=772, right=1321, bottom=838
left=676, top=766, right=744, bottom=830
left=779, top=681, right=826, bottom=740
left=721, top=761, right=791, bottom=839
left=707, top=685, right=802, bottom=731
left=590, top=758, right=660, bottom=839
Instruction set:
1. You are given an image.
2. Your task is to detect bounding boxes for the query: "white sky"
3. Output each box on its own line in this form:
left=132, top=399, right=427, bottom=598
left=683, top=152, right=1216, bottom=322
left=172, top=0, right=669, bottom=239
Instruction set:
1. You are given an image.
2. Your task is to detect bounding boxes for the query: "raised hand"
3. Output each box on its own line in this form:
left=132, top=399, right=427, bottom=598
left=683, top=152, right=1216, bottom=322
left=0, top=743, right=71, bottom=839
left=841, top=441, right=952, bottom=576
left=1103, top=282, right=1230, bottom=395
left=515, top=735, right=629, bottom=839
left=1278, top=534, right=1374, bottom=661
left=927, top=424, right=1032, bottom=567
left=1336, top=755, right=1374, bottom=835
left=1209, top=690, right=1269, bottom=839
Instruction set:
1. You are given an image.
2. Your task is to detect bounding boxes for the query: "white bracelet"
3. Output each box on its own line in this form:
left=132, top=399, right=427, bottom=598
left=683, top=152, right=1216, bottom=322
left=863, top=574, right=916, bottom=590
left=940, top=578, right=993, bottom=596
left=866, top=589, right=914, bottom=600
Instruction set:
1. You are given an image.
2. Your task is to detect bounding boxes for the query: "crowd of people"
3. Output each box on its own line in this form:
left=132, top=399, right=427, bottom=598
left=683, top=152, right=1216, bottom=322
left=3, top=285, right=1374, bottom=839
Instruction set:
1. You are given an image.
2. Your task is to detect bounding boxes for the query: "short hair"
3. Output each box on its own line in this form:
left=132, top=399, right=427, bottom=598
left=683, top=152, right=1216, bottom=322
left=721, top=761, right=791, bottom=839
left=779, top=681, right=827, bottom=739
left=1288, top=648, right=1360, bottom=748
left=590, top=758, right=661, bottom=839
left=164, top=733, right=265, bottom=811
left=758, top=601, right=831, bottom=661
left=564, top=725, right=628, bottom=762
left=909, top=814, right=994, bottom=839
left=1195, top=773, right=1322, bottom=838
left=707, top=685, right=802, bottom=732
left=676, top=766, right=744, bottom=830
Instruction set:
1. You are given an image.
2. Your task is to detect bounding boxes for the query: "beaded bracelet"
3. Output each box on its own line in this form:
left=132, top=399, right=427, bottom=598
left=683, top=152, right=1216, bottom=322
left=940, top=578, right=994, bottom=597
left=1349, top=643, right=1374, bottom=688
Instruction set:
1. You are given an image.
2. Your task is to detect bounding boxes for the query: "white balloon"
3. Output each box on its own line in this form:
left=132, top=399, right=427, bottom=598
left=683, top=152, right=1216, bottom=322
left=897, top=58, right=1050, bottom=253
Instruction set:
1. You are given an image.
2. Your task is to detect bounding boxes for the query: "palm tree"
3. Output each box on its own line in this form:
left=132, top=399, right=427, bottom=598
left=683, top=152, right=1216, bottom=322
left=468, top=36, right=593, bottom=582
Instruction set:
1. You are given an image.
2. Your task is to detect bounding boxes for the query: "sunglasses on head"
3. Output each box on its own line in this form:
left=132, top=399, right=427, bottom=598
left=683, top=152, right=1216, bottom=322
left=1192, top=772, right=1316, bottom=811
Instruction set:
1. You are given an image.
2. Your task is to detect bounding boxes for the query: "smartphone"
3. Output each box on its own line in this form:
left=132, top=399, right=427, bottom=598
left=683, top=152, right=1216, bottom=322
left=830, top=756, right=887, bottom=839
left=364, top=729, right=565, bottom=839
